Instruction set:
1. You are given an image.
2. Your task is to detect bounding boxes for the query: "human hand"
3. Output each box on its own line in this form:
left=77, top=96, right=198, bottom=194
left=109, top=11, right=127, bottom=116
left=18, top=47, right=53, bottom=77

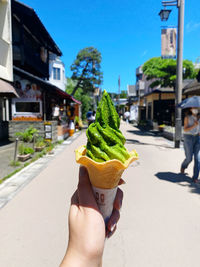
left=60, top=166, right=123, bottom=267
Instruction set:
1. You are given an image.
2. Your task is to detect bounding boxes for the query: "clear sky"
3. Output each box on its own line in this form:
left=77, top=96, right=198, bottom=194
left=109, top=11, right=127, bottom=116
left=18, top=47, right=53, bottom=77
left=22, top=0, right=200, bottom=93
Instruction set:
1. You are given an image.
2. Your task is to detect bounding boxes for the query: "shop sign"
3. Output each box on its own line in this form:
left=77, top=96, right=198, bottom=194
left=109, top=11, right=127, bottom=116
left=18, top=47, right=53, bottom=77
left=44, top=122, right=52, bottom=141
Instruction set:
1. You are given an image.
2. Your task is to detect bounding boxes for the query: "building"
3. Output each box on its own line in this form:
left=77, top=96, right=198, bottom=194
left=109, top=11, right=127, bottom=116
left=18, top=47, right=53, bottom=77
left=8, top=0, right=80, bottom=141
left=48, top=53, right=66, bottom=91
left=0, top=0, right=19, bottom=140
left=134, top=64, right=176, bottom=125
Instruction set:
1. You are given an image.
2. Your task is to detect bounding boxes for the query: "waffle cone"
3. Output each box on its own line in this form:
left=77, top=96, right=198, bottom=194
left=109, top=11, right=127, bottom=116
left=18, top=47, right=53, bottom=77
left=75, top=145, right=138, bottom=189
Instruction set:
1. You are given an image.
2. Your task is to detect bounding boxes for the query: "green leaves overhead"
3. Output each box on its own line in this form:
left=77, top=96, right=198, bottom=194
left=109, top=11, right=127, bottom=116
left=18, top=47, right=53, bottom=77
left=142, top=57, right=196, bottom=88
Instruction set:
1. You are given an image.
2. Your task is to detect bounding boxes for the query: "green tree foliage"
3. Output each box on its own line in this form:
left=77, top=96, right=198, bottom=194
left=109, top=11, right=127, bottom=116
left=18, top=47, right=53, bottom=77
left=142, top=57, right=196, bottom=88
left=70, top=47, right=103, bottom=96
left=66, top=78, right=92, bottom=120
left=120, top=90, right=128, bottom=98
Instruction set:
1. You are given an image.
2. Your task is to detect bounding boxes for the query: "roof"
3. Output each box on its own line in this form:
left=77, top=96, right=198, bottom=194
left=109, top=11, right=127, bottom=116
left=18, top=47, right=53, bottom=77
left=13, top=66, right=81, bottom=104
left=0, top=79, right=19, bottom=98
left=12, top=0, right=62, bottom=56
left=142, top=87, right=175, bottom=97
left=182, top=79, right=200, bottom=95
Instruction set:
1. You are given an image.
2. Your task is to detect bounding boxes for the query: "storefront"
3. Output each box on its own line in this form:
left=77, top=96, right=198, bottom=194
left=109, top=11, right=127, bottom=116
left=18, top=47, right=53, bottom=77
left=8, top=67, right=81, bottom=141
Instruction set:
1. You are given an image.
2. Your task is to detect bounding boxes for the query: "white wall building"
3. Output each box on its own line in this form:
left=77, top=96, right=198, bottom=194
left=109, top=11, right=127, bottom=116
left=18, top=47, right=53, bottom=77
left=48, top=53, right=66, bottom=91
left=0, top=0, right=13, bottom=81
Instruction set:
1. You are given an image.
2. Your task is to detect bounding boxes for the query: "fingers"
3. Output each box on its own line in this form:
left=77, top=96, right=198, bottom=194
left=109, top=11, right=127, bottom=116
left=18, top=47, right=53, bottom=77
left=77, top=166, right=99, bottom=210
left=106, top=208, right=120, bottom=232
left=113, top=187, right=123, bottom=211
left=106, top=187, right=123, bottom=238
left=71, top=190, right=78, bottom=205
left=118, top=179, right=126, bottom=186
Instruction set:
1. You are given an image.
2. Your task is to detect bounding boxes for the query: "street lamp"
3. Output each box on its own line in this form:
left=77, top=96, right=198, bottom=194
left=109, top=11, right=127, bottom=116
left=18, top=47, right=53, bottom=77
left=159, top=0, right=185, bottom=148
left=159, top=9, right=171, bottom=21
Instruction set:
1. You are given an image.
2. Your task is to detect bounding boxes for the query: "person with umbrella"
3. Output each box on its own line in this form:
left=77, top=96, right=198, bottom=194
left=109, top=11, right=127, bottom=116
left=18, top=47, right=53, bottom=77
left=179, top=96, right=200, bottom=183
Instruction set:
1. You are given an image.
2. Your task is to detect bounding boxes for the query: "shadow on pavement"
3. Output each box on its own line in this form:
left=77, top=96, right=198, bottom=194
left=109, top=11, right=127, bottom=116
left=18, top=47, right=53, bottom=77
left=126, top=138, right=173, bottom=149
left=127, top=129, right=159, bottom=137
left=155, top=171, right=200, bottom=195
left=0, top=140, right=12, bottom=148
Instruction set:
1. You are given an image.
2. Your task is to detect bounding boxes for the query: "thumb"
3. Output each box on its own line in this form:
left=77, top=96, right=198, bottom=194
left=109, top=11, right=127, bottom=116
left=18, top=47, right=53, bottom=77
left=78, top=166, right=99, bottom=210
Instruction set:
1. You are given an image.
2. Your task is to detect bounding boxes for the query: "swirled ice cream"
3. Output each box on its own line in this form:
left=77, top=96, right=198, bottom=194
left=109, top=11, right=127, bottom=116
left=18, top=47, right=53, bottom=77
left=86, top=90, right=130, bottom=163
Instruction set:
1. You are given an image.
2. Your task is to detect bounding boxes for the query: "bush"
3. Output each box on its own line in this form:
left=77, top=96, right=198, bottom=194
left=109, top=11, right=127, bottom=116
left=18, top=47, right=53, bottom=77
left=10, top=160, right=21, bottom=167
left=15, top=126, right=38, bottom=142
left=18, top=143, right=34, bottom=155
left=35, top=137, right=46, bottom=147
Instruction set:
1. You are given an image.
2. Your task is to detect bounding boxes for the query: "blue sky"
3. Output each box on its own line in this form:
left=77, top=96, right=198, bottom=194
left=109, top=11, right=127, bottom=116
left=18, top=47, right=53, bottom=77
left=23, top=0, right=200, bottom=93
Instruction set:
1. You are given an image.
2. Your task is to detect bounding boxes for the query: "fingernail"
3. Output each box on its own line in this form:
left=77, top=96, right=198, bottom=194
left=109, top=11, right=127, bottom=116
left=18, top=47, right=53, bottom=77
left=110, top=224, right=116, bottom=232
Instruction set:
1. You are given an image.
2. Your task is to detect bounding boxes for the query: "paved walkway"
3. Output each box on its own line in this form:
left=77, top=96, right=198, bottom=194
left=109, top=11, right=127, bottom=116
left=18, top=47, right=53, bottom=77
left=0, top=141, right=18, bottom=180
left=0, top=130, right=83, bottom=209
left=0, top=122, right=200, bottom=267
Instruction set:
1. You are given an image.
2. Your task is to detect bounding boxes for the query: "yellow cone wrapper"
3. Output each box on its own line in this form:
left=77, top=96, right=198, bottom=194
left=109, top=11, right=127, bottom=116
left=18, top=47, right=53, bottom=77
left=75, top=145, right=138, bottom=222
left=75, top=145, right=138, bottom=189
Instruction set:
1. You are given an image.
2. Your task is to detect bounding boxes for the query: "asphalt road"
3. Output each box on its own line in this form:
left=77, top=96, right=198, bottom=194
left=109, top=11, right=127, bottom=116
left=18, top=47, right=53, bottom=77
left=0, top=122, right=200, bottom=267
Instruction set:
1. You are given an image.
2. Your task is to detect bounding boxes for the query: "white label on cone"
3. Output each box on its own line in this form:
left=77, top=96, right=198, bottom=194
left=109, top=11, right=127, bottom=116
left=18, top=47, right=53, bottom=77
left=92, top=186, right=118, bottom=224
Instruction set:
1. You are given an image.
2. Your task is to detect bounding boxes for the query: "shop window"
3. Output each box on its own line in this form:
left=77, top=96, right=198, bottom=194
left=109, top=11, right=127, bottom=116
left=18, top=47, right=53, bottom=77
left=53, top=67, right=60, bottom=80
left=16, top=102, right=40, bottom=113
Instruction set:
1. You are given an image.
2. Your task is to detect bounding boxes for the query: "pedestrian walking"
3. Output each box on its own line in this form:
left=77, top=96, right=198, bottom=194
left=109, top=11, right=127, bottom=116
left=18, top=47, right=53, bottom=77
left=124, top=110, right=130, bottom=124
left=180, top=108, right=200, bottom=183
left=87, top=110, right=95, bottom=126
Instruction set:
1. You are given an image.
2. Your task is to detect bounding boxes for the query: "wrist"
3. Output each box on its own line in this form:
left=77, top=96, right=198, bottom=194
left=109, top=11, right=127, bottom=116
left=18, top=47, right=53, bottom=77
left=60, top=246, right=102, bottom=267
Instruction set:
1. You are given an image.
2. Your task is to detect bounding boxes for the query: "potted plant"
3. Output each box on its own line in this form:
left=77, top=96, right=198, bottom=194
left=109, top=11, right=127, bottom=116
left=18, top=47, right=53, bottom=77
left=15, top=126, right=38, bottom=142
left=158, top=124, right=165, bottom=132
left=45, top=141, right=54, bottom=154
left=35, top=137, right=46, bottom=152
left=18, top=143, right=34, bottom=161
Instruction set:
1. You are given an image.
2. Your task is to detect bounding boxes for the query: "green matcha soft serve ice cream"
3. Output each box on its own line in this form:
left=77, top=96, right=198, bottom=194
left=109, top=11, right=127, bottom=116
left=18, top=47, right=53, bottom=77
left=86, top=90, right=130, bottom=163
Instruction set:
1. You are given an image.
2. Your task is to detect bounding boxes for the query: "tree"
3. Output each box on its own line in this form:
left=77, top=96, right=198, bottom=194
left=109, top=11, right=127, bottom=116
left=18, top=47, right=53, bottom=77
left=142, top=57, right=196, bottom=89
left=120, top=90, right=128, bottom=98
left=66, top=78, right=92, bottom=120
left=70, top=47, right=103, bottom=96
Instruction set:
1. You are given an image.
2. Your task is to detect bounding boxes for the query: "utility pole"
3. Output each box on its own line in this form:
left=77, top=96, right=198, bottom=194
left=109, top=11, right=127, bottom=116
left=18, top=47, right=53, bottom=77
left=175, top=0, right=185, bottom=148
left=159, top=0, right=185, bottom=148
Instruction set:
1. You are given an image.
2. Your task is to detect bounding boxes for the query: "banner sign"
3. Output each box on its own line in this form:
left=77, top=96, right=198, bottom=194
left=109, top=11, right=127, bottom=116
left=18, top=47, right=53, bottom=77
left=161, top=28, right=177, bottom=59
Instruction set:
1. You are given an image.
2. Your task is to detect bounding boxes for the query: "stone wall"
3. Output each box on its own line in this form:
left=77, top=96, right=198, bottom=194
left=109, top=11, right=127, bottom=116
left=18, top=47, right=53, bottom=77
left=9, top=121, right=58, bottom=142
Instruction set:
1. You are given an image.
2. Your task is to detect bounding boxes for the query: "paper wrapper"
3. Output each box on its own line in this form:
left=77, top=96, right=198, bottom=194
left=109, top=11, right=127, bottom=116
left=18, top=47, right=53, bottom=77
left=92, top=186, right=118, bottom=224
left=75, top=145, right=138, bottom=223
left=75, top=145, right=138, bottom=189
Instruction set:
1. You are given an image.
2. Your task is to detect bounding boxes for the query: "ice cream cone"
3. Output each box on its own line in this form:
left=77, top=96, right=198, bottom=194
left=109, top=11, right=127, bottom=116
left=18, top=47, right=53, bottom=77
left=75, top=145, right=138, bottom=223
left=75, top=145, right=138, bottom=189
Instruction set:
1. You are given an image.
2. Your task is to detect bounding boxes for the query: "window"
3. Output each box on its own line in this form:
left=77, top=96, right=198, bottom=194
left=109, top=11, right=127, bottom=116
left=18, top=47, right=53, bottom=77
left=16, top=102, right=40, bottom=113
left=53, top=67, right=60, bottom=80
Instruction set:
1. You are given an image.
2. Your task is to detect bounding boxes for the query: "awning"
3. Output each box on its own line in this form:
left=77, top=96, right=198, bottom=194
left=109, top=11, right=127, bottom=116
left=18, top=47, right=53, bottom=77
left=54, top=89, right=81, bottom=104
left=13, top=66, right=81, bottom=104
left=183, top=79, right=200, bottom=95
left=0, top=79, right=19, bottom=98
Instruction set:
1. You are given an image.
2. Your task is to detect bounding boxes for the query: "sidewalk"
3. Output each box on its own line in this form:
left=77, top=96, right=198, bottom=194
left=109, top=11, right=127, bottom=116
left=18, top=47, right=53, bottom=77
left=0, top=141, right=18, bottom=180
left=0, top=130, right=83, bottom=209
left=0, top=122, right=200, bottom=267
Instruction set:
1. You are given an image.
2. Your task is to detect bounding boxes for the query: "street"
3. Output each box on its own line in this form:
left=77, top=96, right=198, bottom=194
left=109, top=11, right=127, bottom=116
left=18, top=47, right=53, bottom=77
left=1, top=122, right=200, bottom=267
